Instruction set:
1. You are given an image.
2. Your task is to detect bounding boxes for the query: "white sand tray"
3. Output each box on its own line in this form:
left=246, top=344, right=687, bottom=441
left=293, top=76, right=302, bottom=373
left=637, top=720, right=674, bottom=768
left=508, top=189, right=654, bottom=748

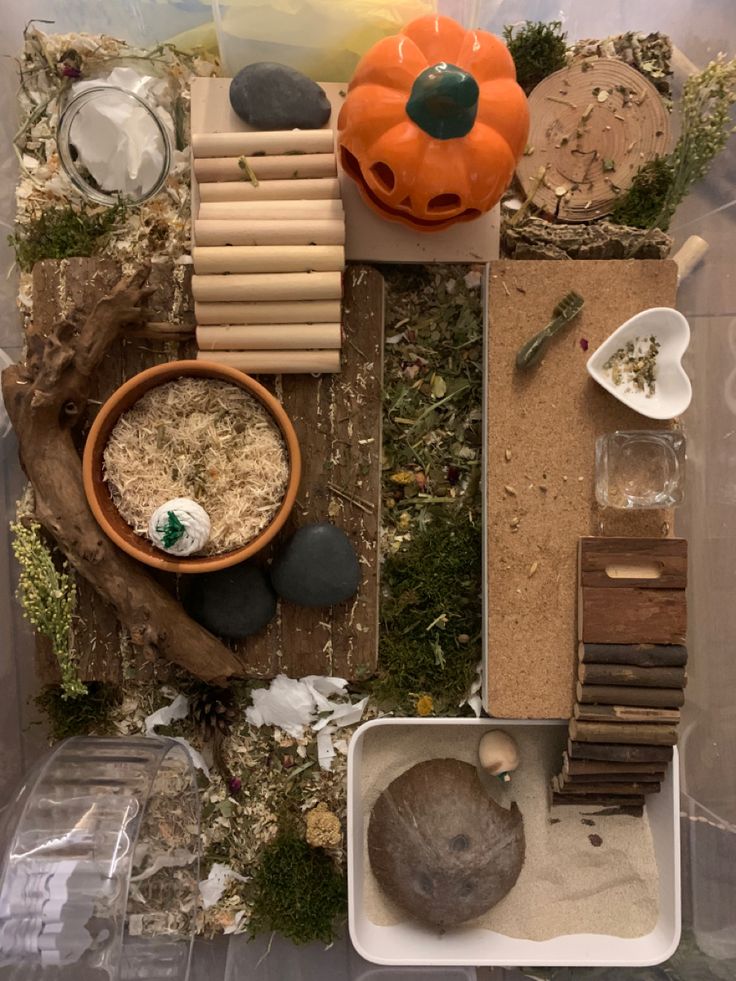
left=347, top=719, right=680, bottom=968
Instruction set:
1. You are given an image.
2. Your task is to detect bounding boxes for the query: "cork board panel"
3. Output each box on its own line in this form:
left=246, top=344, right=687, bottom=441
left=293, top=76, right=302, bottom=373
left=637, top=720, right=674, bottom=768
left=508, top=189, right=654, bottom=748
left=485, top=259, right=678, bottom=719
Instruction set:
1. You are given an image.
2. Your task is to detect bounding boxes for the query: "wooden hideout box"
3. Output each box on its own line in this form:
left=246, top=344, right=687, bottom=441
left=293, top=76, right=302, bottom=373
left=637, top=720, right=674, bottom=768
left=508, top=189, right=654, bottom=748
left=484, top=259, right=679, bottom=719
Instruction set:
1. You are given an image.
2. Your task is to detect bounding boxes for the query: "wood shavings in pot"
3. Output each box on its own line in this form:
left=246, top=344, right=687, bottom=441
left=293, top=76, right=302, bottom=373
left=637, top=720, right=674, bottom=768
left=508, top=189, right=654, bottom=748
left=102, top=377, right=289, bottom=555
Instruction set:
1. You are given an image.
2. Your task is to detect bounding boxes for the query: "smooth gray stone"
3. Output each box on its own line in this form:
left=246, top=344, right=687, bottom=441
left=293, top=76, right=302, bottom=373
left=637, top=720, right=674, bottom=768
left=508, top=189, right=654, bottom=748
left=271, top=522, right=361, bottom=607
left=229, top=63, right=331, bottom=130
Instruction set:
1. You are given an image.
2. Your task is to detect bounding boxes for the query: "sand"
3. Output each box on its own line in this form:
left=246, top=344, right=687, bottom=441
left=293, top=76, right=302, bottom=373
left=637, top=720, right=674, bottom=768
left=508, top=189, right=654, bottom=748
left=361, top=724, right=659, bottom=940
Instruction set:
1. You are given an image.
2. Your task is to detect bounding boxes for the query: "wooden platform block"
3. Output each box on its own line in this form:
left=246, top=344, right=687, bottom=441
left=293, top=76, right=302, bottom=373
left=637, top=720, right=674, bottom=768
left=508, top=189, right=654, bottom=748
left=485, top=259, right=678, bottom=718
left=579, top=537, right=687, bottom=589
left=580, top=586, right=687, bottom=645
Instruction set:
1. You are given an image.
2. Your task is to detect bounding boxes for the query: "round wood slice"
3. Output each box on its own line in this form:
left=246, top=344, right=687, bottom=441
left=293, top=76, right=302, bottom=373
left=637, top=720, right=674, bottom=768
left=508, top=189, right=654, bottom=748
left=516, top=60, right=670, bottom=222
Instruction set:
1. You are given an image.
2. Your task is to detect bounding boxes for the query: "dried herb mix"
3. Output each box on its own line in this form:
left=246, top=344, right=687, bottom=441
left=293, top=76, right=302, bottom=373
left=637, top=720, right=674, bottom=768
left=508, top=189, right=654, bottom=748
left=603, top=335, right=660, bottom=396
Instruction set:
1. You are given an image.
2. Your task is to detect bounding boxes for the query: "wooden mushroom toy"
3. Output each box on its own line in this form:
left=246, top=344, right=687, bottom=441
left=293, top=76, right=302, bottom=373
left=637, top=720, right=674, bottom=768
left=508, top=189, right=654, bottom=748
left=478, top=730, right=520, bottom=784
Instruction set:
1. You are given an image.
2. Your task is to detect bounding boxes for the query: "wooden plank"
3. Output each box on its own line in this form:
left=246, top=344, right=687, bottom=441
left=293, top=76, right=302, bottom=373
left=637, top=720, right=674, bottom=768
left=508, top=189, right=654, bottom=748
left=574, top=703, right=680, bottom=723
left=579, top=536, right=687, bottom=589
left=551, top=793, right=646, bottom=808
left=485, top=259, right=678, bottom=718
left=577, top=682, right=685, bottom=707
left=579, top=642, right=688, bottom=667
left=579, top=662, right=686, bottom=689
left=580, top=586, right=687, bottom=645
left=568, top=739, right=673, bottom=763
left=563, top=754, right=666, bottom=777
left=555, top=777, right=660, bottom=796
left=562, top=771, right=663, bottom=784
left=233, top=265, right=383, bottom=679
left=570, top=719, right=679, bottom=746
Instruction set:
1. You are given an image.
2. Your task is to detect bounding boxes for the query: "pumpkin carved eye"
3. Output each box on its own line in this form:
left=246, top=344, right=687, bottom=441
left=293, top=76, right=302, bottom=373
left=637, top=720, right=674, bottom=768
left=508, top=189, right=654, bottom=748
left=370, top=161, right=395, bottom=192
left=428, top=193, right=462, bottom=213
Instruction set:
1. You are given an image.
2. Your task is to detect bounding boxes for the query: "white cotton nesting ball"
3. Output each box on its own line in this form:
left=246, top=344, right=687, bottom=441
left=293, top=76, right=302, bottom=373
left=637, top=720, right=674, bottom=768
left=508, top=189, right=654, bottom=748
left=148, top=498, right=211, bottom=556
left=478, top=730, right=520, bottom=783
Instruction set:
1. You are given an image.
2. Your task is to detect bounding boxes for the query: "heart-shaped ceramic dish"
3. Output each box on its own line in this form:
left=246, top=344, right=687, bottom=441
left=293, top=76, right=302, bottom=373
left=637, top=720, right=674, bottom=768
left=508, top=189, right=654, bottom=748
left=586, top=307, right=692, bottom=420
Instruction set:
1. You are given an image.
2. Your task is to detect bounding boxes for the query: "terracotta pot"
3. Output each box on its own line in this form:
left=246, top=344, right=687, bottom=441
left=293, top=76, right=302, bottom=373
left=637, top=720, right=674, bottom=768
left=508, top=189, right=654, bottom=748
left=82, top=360, right=301, bottom=574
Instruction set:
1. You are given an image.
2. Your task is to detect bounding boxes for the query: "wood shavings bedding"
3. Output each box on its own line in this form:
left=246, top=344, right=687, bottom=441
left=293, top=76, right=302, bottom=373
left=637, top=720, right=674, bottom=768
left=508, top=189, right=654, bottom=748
left=103, top=377, right=288, bottom=554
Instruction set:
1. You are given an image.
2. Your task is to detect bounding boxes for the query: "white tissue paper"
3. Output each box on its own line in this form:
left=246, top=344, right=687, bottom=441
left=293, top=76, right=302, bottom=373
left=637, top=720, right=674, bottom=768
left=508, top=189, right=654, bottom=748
left=246, top=674, right=368, bottom=768
left=69, top=67, right=174, bottom=197
left=144, top=692, right=189, bottom=734
left=199, top=863, right=249, bottom=910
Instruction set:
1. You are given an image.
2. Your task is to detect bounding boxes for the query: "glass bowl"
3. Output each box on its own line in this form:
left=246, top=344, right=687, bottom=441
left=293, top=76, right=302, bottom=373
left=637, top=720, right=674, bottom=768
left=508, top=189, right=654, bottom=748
left=0, top=736, right=200, bottom=979
left=57, top=86, right=172, bottom=206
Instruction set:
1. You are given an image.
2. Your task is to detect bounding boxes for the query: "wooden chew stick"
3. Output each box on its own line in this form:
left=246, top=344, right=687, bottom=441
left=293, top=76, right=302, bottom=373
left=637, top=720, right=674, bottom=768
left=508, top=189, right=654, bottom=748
left=673, top=234, right=709, bottom=282
left=570, top=719, right=678, bottom=746
left=196, top=324, right=341, bottom=351
left=197, top=350, right=341, bottom=373
left=551, top=793, right=645, bottom=808
left=573, top=703, right=681, bottom=723
left=193, top=245, right=345, bottom=275
left=198, top=177, right=341, bottom=202
left=194, top=154, right=337, bottom=182
left=192, top=129, right=334, bottom=158
left=579, top=663, right=686, bottom=689
left=562, top=771, right=663, bottom=784
left=577, top=682, right=685, bottom=708
left=579, top=642, right=687, bottom=667
left=568, top=739, right=673, bottom=763
left=192, top=272, right=342, bottom=303
left=195, top=299, right=341, bottom=325
left=556, top=779, right=659, bottom=796
left=194, top=219, right=345, bottom=247
left=198, top=200, right=344, bottom=221
left=563, top=754, right=665, bottom=777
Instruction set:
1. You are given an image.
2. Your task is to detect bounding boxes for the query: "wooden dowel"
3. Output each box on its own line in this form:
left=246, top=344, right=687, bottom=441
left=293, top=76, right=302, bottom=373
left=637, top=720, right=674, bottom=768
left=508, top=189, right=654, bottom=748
left=574, top=703, right=681, bottom=724
left=579, top=662, right=686, bottom=689
left=551, top=792, right=645, bottom=808
left=196, top=323, right=341, bottom=351
left=562, top=771, right=663, bottom=784
left=577, top=682, right=685, bottom=708
left=193, top=129, right=334, bottom=158
left=570, top=719, right=679, bottom=746
left=195, top=299, right=341, bottom=325
left=568, top=739, right=673, bottom=763
left=198, top=177, right=341, bottom=202
left=556, top=779, right=660, bottom=796
left=563, top=754, right=666, bottom=777
left=194, top=154, right=337, bottom=182
left=198, top=199, right=344, bottom=221
left=191, top=272, right=342, bottom=303
left=579, top=642, right=688, bottom=667
left=197, top=350, right=341, bottom=373
left=193, top=245, right=345, bottom=275
left=673, top=234, right=709, bottom=282
left=194, top=219, right=345, bottom=247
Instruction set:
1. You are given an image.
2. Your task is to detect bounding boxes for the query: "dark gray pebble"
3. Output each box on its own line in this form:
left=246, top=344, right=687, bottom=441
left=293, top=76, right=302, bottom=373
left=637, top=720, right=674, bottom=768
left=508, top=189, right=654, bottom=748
left=183, top=562, right=276, bottom=639
left=270, top=522, right=361, bottom=607
left=229, top=63, right=331, bottom=130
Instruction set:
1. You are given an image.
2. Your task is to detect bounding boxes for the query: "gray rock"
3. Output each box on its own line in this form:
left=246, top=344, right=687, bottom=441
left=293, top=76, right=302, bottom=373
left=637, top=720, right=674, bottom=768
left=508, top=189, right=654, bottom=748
left=229, top=63, right=331, bottom=130
left=270, top=522, right=361, bottom=607
left=183, top=563, right=276, bottom=639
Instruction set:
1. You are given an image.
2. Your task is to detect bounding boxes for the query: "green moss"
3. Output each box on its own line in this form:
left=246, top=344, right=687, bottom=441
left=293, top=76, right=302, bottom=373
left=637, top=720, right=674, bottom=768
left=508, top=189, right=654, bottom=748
left=373, top=512, right=481, bottom=714
left=35, top=683, right=119, bottom=742
left=502, top=21, right=568, bottom=95
left=249, top=832, right=346, bottom=944
left=9, top=201, right=125, bottom=272
left=610, top=157, right=673, bottom=229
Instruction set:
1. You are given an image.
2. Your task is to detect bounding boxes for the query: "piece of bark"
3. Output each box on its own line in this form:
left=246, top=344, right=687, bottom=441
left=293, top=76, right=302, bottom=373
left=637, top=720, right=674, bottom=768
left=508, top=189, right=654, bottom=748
left=502, top=218, right=672, bottom=260
left=579, top=642, right=687, bottom=667
left=577, top=682, right=685, bottom=707
left=554, top=775, right=659, bottom=796
left=551, top=792, right=646, bottom=808
left=579, top=662, right=686, bottom=689
left=579, top=537, right=687, bottom=589
left=563, top=754, right=666, bottom=777
left=562, top=771, right=663, bottom=784
left=2, top=267, right=247, bottom=684
left=574, top=703, right=680, bottom=723
left=568, top=739, right=673, bottom=763
left=580, top=586, right=687, bottom=645
left=570, top=719, right=679, bottom=746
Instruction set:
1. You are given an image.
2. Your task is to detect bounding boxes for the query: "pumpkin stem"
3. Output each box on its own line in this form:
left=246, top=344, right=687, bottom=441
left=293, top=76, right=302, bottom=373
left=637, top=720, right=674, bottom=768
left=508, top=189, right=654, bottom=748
left=406, top=63, right=479, bottom=140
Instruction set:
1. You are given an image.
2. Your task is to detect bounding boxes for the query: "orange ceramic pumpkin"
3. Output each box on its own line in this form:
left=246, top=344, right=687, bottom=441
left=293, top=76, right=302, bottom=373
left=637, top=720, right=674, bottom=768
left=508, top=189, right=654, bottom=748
left=338, top=14, right=529, bottom=232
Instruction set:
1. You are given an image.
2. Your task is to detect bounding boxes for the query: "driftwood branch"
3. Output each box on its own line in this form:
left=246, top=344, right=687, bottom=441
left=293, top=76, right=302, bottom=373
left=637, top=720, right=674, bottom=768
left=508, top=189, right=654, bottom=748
left=2, top=267, right=246, bottom=684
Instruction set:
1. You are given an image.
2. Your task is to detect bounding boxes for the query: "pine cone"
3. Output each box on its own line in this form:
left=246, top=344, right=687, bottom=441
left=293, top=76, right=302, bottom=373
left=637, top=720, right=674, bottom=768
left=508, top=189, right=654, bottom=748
left=189, top=686, right=238, bottom=738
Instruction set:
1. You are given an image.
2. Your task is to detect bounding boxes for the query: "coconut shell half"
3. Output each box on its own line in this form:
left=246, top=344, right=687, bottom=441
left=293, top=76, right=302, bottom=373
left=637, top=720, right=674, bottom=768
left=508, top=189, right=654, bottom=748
left=367, top=758, right=525, bottom=929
